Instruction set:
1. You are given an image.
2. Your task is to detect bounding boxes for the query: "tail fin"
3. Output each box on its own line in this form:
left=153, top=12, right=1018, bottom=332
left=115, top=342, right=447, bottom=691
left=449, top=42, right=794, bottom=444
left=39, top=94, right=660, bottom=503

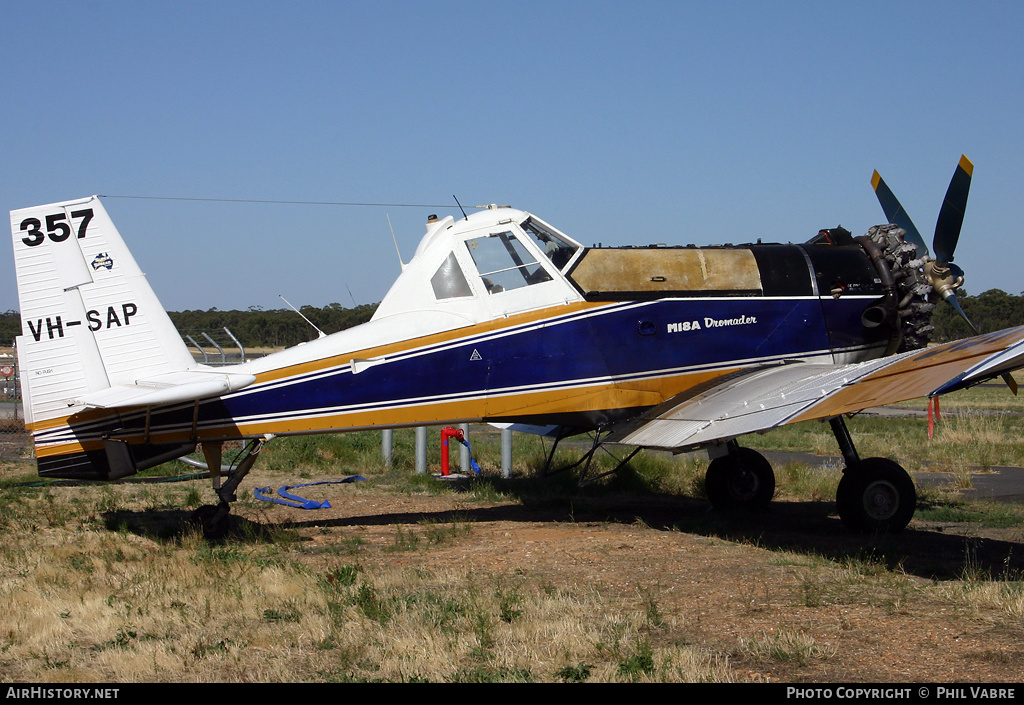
left=11, top=196, right=200, bottom=478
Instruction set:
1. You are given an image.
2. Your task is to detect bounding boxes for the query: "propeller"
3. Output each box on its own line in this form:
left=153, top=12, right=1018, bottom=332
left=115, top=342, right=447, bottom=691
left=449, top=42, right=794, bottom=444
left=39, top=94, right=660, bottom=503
left=872, top=155, right=972, bottom=320
left=872, top=155, right=1017, bottom=395
left=871, top=168, right=931, bottom=260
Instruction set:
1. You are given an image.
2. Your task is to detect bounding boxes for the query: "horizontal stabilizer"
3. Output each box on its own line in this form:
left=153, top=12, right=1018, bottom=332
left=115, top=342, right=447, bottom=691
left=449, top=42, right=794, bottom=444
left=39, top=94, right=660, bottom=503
left=74, top=370, right=256, bottom=409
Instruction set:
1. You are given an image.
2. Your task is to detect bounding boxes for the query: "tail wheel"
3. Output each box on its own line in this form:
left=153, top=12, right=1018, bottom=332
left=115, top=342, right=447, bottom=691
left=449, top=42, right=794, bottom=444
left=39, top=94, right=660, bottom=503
left=705, top=447, right=775, bottom=510
left=836, top=457, right=916, bottom=533
left=188, top=503, right=232, bottom=540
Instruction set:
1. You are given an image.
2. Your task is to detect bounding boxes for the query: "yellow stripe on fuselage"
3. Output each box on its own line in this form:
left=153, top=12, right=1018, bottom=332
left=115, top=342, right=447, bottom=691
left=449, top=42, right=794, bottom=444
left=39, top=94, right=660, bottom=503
left=252, top=300, right=609, bottom=385
left=33, top=367, right=738, bottom=456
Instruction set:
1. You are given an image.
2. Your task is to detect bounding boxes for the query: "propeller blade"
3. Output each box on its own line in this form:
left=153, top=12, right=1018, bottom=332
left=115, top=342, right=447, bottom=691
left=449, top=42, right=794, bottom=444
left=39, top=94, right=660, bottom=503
left=942, top=262, right=1016, bottom=394
left=872, top=170, right=930, bottom=259
left=944, top=289, right=979, bottom=334
left=932, top=154, right=973, bottom=264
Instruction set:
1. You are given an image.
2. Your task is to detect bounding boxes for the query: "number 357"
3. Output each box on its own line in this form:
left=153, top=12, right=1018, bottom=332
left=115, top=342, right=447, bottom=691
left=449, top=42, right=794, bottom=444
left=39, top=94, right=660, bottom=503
left=20, top=209, right=94, bottom=247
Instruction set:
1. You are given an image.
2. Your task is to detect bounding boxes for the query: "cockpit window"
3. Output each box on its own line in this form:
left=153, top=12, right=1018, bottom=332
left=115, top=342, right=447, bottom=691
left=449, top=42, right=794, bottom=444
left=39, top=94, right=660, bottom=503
left=466, top=231, right=552, bottom=294
left=430, top=251, right=473, bottom=299
left=521, top=218, right=579, bottom=270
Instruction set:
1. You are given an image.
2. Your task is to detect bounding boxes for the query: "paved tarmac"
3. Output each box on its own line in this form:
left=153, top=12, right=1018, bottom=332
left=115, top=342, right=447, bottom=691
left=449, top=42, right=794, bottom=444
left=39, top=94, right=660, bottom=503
left=949, top=467, right=1024, bottom=504
left=761, top=450, right=1024, bottom=505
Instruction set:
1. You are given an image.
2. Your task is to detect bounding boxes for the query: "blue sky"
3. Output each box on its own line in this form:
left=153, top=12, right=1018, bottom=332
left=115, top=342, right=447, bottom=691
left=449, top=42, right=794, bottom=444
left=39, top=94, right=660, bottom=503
left=3, top=1, right=1023, bottom=313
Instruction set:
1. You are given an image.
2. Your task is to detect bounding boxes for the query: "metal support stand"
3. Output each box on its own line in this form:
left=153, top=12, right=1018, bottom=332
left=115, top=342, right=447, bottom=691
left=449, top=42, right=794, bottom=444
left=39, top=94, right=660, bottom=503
left=382, top=428, right=393, bottom=467
left=539, top=427, right=600, bottom=479
left=415, top=426, right=428, bottom=474
left=459, top=423, right=470, bottom=473
left=501, top=427, right=513, bottom=478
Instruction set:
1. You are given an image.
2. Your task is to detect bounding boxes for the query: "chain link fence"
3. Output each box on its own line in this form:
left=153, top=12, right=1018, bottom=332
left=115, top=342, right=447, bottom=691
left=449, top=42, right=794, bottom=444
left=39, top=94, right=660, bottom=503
left=0, top=351, right=22, bottom=433
left=181, top=327, right=251, bottom=365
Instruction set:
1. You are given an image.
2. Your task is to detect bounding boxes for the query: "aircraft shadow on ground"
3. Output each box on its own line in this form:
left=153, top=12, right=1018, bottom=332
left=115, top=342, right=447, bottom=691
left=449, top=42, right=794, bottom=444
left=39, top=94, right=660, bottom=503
left=103, top=492, right=1023, bottom=582
left=102, top=508, right=277, bottom=545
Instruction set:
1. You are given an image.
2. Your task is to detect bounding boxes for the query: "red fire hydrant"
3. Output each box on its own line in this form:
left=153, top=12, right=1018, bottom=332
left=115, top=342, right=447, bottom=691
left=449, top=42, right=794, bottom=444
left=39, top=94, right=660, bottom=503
left=440, top=426, right=465, bottom=476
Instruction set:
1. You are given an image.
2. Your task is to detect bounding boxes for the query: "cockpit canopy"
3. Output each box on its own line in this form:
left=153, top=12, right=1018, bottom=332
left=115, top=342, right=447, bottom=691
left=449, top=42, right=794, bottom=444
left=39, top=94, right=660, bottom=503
left=431, top=216, right=579, bottom=298
left=374, top=208, right=583, bottom=322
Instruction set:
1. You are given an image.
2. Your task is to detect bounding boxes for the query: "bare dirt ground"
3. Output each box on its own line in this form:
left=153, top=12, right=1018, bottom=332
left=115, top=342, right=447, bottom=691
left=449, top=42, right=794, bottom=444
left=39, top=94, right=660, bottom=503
left=243, top=471, right=1024, bottom=683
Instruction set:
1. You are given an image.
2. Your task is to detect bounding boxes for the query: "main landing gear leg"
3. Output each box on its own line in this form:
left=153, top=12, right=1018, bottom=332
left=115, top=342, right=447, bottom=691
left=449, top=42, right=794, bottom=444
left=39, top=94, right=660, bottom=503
left=705, top=441, right=776, bottom=511
left=829, top=417, right=916, bottom=533
left=192, top=437, right=269, bottom=539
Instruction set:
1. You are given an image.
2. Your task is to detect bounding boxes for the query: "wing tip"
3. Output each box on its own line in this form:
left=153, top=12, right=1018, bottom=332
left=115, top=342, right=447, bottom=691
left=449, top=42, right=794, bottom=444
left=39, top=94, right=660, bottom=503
left=959, top=154, right=974, bottom=177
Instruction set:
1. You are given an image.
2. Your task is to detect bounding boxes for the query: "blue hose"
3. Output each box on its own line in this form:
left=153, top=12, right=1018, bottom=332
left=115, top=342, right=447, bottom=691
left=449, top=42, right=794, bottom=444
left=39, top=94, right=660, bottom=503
left=457, top=438, right=482, bottom=476
left=255, top=476, right=365, bottom=509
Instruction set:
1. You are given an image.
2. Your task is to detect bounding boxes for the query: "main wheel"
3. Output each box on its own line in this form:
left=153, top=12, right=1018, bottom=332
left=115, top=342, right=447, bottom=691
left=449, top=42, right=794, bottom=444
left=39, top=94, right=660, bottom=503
left=836, top=458, right=916, bottom=533
left=705, top=447, right=775, bottom=510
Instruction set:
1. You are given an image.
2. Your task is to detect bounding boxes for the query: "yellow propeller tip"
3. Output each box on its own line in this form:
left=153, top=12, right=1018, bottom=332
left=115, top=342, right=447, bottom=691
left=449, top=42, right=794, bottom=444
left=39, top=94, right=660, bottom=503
left=959, top=154, right=974, bottom=176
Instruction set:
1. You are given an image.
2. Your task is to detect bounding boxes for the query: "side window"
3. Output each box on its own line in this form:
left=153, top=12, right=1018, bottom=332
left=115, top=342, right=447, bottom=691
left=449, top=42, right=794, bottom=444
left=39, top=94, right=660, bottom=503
left=430, top=251, right=473, bottom=299
left=521, top=218, right=579, bottom=270
left=466, top=231, right=551, bottom=294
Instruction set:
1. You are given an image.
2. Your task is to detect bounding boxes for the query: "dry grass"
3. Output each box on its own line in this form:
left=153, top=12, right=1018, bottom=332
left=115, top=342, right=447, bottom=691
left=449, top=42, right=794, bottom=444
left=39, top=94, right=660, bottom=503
left=0, top=468, right=742, bottom=683
left=738, top=629, right=837, bottom=666
left=2, top=407, right=1024, bottom=682
left=744, top=411, right=1024, bottom=474
left=0, top=454, right=1021, bottom=683
left=927, top=413, right=1019, bottom=473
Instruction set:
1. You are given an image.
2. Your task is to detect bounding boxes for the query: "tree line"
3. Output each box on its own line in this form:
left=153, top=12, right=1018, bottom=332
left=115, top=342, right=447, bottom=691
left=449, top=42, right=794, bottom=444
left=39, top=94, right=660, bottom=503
left=169, top=303, right=378, bottom=349
left=1, top=290, right=1023, bottom=350
left=927, top=289, right=1024, bottom=342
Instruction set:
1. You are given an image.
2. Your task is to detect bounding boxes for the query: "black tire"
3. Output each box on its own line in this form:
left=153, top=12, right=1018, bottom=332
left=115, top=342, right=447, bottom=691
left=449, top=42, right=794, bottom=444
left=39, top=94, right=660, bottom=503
left=836, top=458, right=916, bottom=533
left=189, top=503, right=231, bottom=540
left=705, top=447, right=775, bottom=510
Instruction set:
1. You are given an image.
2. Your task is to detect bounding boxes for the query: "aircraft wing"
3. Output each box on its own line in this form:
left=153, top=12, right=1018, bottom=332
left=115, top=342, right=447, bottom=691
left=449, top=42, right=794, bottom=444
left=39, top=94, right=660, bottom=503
left=607, top=326, right=1024, bottom=451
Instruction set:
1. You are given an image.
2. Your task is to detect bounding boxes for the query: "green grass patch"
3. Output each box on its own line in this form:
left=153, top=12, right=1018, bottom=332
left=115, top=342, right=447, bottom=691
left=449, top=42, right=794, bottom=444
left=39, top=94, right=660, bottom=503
left=916, top=495, right=1024, bottom=528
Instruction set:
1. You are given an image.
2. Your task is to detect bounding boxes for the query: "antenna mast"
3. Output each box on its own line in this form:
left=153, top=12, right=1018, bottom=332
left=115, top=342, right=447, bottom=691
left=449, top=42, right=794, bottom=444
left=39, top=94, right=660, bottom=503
left=279, top=295, right=326, bottom=339
left=387, top=213, right=406, bottom=271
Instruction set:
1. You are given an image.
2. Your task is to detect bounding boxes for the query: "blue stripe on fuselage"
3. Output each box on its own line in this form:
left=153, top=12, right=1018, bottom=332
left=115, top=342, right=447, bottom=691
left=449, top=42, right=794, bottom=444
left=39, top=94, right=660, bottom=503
left=105, top=297, right=844, bottom=438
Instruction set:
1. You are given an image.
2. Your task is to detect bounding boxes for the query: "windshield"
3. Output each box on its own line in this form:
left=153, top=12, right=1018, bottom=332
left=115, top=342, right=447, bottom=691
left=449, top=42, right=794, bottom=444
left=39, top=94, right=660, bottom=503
left=521, top=218, right=579, bottom=270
